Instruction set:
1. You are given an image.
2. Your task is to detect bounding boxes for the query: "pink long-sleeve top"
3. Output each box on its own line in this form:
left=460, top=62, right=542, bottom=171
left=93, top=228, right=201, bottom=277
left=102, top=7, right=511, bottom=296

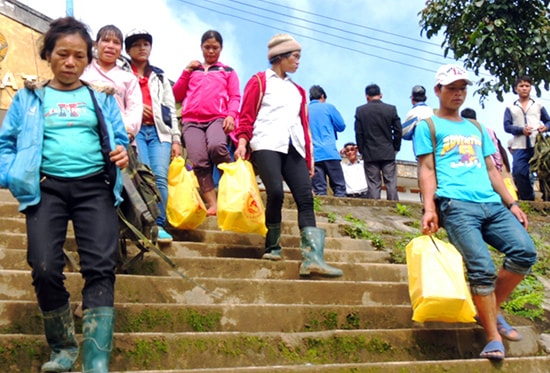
left=172, top=61, right=241, bottom=123
left=81, top=60, right=143, bottom=137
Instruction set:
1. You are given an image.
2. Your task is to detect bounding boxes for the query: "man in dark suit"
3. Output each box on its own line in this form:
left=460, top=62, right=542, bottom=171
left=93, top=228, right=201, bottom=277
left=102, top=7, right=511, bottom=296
left=354, top=84, right=402, bottom=200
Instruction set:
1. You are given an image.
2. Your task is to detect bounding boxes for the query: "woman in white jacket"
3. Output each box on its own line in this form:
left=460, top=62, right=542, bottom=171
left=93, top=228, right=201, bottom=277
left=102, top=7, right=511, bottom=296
left=125, top=29, right=182, bottom=241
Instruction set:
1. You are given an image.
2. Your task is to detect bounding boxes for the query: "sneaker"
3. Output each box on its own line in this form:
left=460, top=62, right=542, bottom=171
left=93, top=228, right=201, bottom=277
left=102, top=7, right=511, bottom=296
left=157, top=227, right=173, bottom=242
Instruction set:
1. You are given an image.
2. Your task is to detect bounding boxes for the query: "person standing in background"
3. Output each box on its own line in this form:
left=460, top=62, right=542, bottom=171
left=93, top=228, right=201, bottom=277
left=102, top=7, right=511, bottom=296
left=234, top=34, right=342, bottom=277
left=172, top=30, right=241, bottom=216
left=0, top=17, right=129, bottom=372
left=308, top=85, right=346, bottom=197
left=402, top=85, right=433, bottom=142
left=81, top=24, right=142, bottom=143
left=340, top=142, right=368, bottom=198
left=125, top=29, right=182, bottom=242
left=354, top=83, right=402, bottom=200
left=503, top=75, right=550, bottom=200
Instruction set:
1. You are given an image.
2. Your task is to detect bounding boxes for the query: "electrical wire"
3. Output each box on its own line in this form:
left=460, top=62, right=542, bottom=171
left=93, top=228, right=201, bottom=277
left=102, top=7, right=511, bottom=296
left=253, top=0, right=442, bottom=48
left=175, top=0, right=441, bottom=73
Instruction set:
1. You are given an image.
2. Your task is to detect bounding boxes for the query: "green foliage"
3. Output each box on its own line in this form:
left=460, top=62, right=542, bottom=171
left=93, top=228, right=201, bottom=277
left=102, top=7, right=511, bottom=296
left=313, top=196, right=322, bottom=212
left=343, top=214, right=384, bottom=250
left=419, top=0, right=550, bottom=104
left=502, top=275, right=545, bottom=320
left=327, top=212, right=337, bottom=223
left=395, top=203, right=412, bottom=217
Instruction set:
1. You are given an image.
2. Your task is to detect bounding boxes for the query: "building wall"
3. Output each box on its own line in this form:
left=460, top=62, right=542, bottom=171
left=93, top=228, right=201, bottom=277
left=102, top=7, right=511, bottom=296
left=0, top=0, right=52, bottom=122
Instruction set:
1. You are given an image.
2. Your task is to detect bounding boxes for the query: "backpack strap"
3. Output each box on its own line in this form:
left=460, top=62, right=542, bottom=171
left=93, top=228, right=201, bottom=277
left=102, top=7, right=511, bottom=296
left=254, top=73, right=264, bottom=115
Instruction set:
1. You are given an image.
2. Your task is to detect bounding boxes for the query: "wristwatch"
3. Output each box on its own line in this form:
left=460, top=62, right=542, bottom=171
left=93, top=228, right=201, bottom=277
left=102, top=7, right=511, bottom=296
left=507, top=201, right=520, bottom=209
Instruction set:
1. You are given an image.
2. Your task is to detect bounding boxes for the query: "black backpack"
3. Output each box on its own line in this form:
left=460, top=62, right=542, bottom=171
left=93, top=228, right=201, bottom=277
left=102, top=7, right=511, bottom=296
left=118, top=146, right=162, bottom=270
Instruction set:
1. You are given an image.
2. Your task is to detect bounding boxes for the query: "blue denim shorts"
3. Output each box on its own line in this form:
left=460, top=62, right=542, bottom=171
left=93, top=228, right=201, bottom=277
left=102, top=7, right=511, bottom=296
left=438, top=198, right=537, bottom=296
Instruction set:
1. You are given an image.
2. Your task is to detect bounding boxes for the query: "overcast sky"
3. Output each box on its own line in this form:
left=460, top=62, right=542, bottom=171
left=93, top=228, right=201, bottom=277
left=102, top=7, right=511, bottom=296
left=19, top=0, right=550, bottom=161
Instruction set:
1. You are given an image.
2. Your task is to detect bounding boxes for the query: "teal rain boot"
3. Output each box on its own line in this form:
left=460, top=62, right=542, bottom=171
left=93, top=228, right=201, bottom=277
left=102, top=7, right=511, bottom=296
left=41, top=303, right=79, bottom=372
left=262, top=224, right=282, bottom=261
left=299, top=227, right=343, bottom=277
left=82, top=307, right=115, bottom=373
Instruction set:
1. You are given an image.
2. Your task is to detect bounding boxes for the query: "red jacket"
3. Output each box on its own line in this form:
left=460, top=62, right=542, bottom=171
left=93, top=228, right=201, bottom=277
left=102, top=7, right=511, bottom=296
left=235, top=71, right=313, bottom=171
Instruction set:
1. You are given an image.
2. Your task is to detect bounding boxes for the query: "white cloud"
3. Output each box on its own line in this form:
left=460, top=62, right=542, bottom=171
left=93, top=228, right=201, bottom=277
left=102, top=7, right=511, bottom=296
left=17, top=0, right=550, bottom=161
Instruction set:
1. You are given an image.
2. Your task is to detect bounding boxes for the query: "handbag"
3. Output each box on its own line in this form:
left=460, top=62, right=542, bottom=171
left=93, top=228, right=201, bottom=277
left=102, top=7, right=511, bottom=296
left=166, top=157, right=207, bottom=230
left=406, top=235, right=476, bottom=323
left=217, top=158, right=267, bottom=236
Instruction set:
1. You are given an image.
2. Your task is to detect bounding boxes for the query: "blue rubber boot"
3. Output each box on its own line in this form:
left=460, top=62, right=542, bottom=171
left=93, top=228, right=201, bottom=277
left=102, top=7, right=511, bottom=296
left=41, top=303, right=79, bottom=372
left=82, top=307, right=115, bottom=373
left=299, top=227, right=343, bottom=277
left=262, top=224, right=282, bottom=261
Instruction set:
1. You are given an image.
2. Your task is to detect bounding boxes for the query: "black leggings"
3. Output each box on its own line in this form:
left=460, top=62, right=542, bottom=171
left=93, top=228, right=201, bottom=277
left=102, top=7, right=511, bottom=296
left=251, top=145, right=316, bottom=229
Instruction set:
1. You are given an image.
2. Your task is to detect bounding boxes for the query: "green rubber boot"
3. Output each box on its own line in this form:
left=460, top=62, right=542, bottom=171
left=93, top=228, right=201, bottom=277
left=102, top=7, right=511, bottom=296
left=262, top=224, right=282, bottom=261
left=299, top=227, right=343, bottom=277
left=82, top=307, right=114, bottom=373
left=40, top=303, right=79, bottom=372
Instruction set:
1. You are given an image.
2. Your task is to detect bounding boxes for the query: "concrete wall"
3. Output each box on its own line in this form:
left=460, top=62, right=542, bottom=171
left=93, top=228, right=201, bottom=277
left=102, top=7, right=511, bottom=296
left=0, top=0, right=52, bottom=116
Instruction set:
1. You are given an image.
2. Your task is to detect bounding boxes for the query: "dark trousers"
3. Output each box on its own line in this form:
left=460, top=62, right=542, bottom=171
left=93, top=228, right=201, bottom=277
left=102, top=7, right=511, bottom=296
left=364, top=160, right=399, bottom=200
left=25, top=173, right=119, bottom=312
left=252, top=146, right=316, bottom=229
left=512, top=148, right=535, bottom=201
left=312, top=160, right=346, bottom=197
left=182, top=118, right=231, bottom=193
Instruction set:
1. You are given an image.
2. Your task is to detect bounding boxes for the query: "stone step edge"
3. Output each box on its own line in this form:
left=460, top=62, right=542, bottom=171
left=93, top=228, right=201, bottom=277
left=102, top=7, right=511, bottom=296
left=108, top=355, right=550, bottom=373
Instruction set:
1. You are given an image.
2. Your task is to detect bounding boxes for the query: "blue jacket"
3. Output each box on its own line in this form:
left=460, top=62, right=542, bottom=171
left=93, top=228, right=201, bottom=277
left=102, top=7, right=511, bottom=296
left=0, top=81, right=129, bottom=211
left=308, top=99, right=346, bottom=162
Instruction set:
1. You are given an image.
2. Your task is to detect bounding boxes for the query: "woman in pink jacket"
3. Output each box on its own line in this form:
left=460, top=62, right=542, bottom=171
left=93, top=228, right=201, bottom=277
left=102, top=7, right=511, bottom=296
left=173, top=30, right=241, bottom=216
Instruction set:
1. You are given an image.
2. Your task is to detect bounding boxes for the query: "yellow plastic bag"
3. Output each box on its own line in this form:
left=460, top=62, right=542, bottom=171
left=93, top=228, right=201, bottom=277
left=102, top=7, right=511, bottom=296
left=406, top=235, right=476, bottom=323
left=217, top=158, right=267, bottom=236
left=501, top=170, right=518, bottom=201
left=166, top=157, right=207, bottom=230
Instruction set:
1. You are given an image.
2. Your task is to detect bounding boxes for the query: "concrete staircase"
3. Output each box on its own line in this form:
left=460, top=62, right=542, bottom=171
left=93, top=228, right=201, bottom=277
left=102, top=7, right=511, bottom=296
left=0, top=187, right=548, bottom=372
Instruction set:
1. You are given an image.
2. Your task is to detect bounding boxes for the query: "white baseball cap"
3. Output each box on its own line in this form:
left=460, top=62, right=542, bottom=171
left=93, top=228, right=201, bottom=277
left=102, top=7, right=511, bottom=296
left=435, top=64, right=473, bottom=86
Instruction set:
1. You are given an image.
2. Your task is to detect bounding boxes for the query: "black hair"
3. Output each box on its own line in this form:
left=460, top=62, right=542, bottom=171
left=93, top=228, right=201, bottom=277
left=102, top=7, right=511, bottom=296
left=515, top=75, right=533, bottom=87
left=461, top=108, right=477, bottom=120
left=365, top=84, right=381, bottom=97
left=95, top=25, right=123, bottom=44
left=309, top=85, right=326, bottom=100
left=39, top=16, right=94, bottom=64
left=201, top=30, right=223, bottom=47
left=268, top=51, right=293, bottom=65
left=343, top=142, right=356, bottom=148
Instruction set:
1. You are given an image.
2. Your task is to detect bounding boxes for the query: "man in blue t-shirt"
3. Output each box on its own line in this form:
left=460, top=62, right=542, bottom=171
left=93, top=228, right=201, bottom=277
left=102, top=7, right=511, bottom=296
left=308, top=85, right=347, bottom=197
left=414, top=64, right=537, bottom=362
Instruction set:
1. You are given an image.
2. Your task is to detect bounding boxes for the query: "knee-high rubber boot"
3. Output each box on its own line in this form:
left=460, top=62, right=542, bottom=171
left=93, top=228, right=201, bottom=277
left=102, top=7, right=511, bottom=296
left=82, top=307, right=114, bottom=373
left=299, top=227, right=343, bottom=277
left=262, top=224, right=282, bottom=261
left=41, top=303, right=79, bottom=372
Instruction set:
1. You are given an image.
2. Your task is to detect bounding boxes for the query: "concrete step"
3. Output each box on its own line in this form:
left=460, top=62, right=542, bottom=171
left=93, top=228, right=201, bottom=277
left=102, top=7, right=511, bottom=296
left=0, top=300, right=420, bottom=334
left=0, top=234, right=389, bottom=263
left=107, top=356, right=550, bottom=373
left=0, top=270, right=411, bottom=306
left=0, top=327, right=541, bottom=372
left=0, top=248, right=406, bottom=282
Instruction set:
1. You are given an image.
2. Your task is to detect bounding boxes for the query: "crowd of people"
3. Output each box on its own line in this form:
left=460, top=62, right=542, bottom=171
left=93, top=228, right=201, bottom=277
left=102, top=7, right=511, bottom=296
left=0, top=14, right=547, bottom=371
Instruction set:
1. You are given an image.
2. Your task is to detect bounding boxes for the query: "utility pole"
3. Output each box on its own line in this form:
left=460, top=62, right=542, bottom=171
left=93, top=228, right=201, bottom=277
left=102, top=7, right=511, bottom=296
left=66, top=0, right=74, bottom=16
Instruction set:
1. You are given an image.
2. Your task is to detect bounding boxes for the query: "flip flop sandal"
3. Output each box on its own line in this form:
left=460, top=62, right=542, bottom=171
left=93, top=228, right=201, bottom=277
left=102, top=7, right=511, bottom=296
left=497, top=314, right=523, bottom=341
left=479, top=340, right=505, bottom=361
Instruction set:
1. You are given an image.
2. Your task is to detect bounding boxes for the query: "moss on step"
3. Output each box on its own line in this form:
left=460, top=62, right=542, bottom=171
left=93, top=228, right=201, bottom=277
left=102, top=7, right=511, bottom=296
left=118, top=307, right=221, bottom=333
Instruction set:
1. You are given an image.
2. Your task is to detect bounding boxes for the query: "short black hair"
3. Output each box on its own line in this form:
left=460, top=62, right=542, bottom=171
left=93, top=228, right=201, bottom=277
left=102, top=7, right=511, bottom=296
left=365, top=84, right=381, bottom=97
left=40, top=17, right=93, bottom=64
left=515, top=75, right=532, bottom=87
left=461, top=108, right=477, bottom=120
left=309, top=85, right=326, bottom=100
